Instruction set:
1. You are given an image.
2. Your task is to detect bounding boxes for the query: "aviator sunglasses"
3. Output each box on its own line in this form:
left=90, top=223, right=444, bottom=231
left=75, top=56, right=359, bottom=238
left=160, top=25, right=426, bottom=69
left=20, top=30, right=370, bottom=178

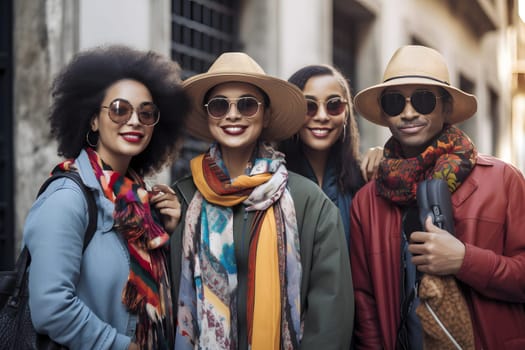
left=380, top=90, right=441, bottom=117
left=205, top=96, right=262, bottom=119
left=101, top=98, right=160, bottom=126
left=306, top=97, right=347, bottom=117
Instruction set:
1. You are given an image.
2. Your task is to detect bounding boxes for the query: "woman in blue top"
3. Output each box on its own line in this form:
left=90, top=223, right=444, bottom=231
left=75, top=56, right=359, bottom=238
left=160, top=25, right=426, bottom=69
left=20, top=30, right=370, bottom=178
left=23, top=45, right=189, bottom=349
left=280, top=64, right=382, bottom=245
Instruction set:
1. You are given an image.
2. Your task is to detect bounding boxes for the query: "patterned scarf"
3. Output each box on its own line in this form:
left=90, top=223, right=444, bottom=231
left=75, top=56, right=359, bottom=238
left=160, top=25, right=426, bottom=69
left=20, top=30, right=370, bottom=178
left=82, top=148, right=174, bottom=349
left=376, top=124, right=477, bottom=205
left=176, top=142, right=302, bottom=350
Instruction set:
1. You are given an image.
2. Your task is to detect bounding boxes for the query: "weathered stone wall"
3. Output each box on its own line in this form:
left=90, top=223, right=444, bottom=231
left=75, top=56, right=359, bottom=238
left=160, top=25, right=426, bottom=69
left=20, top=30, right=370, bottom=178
left=13, top=0, right=76, bottom=249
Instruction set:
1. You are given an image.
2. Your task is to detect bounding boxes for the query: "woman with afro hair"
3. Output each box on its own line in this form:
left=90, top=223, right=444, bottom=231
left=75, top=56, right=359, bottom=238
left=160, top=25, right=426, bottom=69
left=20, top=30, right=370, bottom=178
left=23, top=45, right=189, bottom=349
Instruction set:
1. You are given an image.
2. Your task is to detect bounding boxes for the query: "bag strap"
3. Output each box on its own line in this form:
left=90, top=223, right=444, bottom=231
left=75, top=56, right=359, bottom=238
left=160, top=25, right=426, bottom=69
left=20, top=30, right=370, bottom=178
left=396, top=207, right=421, bottom=350
left=37, top=171, right=97, bottom=252
left=8, top=247, right=31, bottom=307
left=172, top=175, right=197, bottom=207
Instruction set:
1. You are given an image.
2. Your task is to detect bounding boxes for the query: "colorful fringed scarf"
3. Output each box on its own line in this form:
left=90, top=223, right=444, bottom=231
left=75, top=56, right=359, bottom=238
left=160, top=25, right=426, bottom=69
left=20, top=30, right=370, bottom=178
left=79, top=148, right=174, bottom=349
left=175, top=142, right=302, bottom=350
left=376, top=124, right=477, bottom=205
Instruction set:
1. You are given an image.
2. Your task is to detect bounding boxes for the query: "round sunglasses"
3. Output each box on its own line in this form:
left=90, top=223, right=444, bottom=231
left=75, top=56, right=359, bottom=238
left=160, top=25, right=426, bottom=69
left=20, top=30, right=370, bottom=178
left=380, top=90, right=441, bottom=116
left=101, top=98, right=160, bottom=126
left=205, top=96, right=262, bottom=119
left=306, top=97, right=347, bottom=117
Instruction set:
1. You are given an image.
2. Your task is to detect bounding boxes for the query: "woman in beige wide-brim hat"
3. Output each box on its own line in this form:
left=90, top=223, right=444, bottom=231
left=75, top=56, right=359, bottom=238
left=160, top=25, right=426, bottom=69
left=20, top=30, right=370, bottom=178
left=170, top=52, right=354, bottom=350
left=182, top=52, right=306, bottom=142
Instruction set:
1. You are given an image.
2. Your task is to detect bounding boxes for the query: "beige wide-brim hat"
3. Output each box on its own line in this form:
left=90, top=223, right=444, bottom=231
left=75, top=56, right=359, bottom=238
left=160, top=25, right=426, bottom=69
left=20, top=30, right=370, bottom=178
left=182, top=52, right=307, bottom=142
left=354, top=45, right=477, bottom=126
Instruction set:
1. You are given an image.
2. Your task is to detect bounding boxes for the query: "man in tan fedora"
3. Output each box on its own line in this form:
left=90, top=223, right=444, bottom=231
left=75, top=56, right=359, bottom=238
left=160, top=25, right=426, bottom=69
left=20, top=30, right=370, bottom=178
left=350, top=45, right=525, bottom=349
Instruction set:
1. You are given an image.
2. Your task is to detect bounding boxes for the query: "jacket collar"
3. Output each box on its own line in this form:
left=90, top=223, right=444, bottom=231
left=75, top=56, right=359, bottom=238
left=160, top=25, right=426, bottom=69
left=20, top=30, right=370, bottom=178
left=452, top=154, right=493, bottom=207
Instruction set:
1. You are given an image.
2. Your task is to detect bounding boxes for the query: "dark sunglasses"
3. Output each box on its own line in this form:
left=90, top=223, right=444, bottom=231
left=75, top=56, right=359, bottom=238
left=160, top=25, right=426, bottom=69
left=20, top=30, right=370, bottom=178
left=380, top=90, right=440, bottom=117
left=205, top=96, right=262, bottom=119
left=306, top=97, right=347, bottom=117
left=101, top=98, right=160, bottom=126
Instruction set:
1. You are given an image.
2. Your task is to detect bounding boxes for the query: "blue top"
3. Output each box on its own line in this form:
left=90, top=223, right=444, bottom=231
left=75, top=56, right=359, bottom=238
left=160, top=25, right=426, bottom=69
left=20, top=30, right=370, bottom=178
left=295, top=156, right=353, bottom=246
left=23, top=149, right=137, bottom=350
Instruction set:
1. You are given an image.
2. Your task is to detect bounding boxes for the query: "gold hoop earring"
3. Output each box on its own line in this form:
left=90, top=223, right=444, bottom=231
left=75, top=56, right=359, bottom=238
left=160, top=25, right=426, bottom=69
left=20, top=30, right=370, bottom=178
left=342, top=124, right=347, bottom=141
left=86, top=130, right=99, bottom=148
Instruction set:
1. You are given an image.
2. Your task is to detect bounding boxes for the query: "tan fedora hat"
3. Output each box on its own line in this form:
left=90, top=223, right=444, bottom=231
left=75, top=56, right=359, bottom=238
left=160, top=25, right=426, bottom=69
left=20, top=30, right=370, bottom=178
left=354, top=45, right=477, bottom=126
left=182, top=52, right=307, bottom=142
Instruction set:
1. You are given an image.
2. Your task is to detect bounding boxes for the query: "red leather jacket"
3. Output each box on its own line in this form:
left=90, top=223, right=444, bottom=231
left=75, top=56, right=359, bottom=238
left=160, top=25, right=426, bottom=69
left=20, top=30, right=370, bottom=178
left=350, top=154, right=525, bottom=350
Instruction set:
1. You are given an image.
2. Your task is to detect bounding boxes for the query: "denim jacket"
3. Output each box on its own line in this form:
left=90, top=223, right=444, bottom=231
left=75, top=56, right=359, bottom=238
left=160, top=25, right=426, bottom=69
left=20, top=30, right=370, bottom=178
left=24, top=149, right=137, bottom=349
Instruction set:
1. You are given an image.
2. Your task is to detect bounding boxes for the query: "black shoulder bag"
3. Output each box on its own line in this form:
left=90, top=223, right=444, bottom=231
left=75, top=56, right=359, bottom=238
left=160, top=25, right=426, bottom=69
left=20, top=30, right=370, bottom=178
left=0, top=171, right=97, bottom=350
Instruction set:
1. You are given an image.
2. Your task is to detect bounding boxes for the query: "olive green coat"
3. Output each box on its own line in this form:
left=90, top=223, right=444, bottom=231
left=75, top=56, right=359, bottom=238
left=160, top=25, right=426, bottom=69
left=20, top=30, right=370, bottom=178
left=170, top=172, right=354, bottom=349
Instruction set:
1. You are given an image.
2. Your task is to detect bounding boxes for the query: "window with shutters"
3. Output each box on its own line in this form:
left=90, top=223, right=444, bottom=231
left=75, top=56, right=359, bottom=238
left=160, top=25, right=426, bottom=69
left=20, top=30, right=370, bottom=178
left=171, top=0, right=240, bottom=180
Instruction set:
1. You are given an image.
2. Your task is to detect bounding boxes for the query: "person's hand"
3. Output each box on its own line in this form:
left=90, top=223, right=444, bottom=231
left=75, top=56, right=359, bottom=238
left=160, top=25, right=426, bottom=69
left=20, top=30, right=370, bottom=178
left=128, top=342, right=140, bottom=350
left=149, top=184, right=181, bottom=233
left=360, top=146, right=383, bottom=181
left=408, top=216, right=466, bottom=275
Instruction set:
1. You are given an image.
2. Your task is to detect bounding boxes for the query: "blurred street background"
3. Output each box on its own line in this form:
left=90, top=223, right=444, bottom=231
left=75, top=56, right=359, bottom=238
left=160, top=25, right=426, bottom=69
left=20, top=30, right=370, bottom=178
left=1, top=0, right=524, bottom=268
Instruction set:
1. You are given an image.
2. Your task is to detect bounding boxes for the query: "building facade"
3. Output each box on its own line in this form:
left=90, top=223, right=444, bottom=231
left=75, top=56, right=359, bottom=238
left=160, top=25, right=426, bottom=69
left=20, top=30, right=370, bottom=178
left=2, top=0, right=522, bottom=268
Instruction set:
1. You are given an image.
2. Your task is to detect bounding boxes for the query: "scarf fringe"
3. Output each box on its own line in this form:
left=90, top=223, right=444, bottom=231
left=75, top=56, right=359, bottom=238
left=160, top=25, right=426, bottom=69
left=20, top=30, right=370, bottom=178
left=122, top=280, right=145, bottom=313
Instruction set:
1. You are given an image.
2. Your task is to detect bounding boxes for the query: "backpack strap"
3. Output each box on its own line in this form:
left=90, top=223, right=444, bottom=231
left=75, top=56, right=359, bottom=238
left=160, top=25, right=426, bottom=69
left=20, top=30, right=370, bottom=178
left=37, top=171, right=97, bottom=252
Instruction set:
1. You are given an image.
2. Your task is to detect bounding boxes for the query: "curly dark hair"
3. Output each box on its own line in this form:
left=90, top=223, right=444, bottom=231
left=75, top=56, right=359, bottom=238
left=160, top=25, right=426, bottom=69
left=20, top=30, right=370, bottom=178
left=49, top=44, right=190, bottom=175
left=281, top=64, right=365, bottom=195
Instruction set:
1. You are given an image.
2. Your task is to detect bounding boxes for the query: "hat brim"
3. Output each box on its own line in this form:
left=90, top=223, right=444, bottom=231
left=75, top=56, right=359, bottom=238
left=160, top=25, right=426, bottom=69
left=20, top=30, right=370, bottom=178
left=182, top=72, right=307, bottom=142
left=354, top=77, right=477, bottom=126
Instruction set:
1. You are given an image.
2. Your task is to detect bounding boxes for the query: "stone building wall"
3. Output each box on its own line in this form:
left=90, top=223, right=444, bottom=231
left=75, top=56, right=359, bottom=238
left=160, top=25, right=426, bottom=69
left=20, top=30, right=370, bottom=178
left=13, top=0, right=74, bottom=248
